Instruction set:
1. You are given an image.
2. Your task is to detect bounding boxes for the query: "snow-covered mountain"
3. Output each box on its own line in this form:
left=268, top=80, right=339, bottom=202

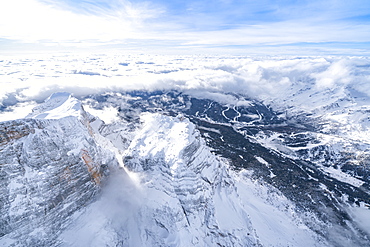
left=81, top=90, right=370, bottom=246
left=0, top=93, right=119, bottom=246
left=1, top=88, right=369, bottom=246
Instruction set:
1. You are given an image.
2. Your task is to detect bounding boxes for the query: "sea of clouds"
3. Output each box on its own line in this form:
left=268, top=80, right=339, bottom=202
left=1, top=54, right=370, bottom=121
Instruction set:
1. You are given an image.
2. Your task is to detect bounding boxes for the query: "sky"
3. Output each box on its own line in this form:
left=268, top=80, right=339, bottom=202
left=0, top=0, right=370, bottom=54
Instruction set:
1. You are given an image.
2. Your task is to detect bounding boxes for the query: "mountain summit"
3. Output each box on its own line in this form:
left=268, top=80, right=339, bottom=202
left=27, top=92, right=82, bottom=119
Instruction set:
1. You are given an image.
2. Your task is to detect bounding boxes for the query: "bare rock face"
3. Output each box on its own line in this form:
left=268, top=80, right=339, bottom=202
left=0, top=120, right=38, bottom=147
left=0, top=93, right=118, bottom=246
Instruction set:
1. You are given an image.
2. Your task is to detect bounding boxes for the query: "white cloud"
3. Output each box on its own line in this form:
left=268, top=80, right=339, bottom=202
left=84, top=105, right=120, bottom=124
left=312, top=59, right=352, bottom=89
left=0, top=102, right=37, bottom=122
left=181, top=21, right=370, bottom=47
left=0, top=54, right=369, bottom=121
left=0, top=0, right=369, bottom=53
left=0, top=0, right=159, bottom=45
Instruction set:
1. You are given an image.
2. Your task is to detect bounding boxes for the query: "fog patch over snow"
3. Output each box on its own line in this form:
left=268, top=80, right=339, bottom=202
left=59, top=170, right=145, bottom=247
left=84, top=105, right=119, bottom=124
left=348, top=203, right=370, bottom=236
left=0, top=102, right=37, bottom=121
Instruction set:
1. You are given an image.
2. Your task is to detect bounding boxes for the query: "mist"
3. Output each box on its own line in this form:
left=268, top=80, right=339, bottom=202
left=59, top=168, right=145, bottom=247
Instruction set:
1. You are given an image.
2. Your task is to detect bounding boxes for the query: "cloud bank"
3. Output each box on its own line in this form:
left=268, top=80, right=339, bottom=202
left=1, top=54, right=369, bottom=121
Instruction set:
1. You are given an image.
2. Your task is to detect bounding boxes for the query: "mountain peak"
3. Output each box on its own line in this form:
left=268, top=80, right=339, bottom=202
left=27, top=92, right=82, bottom=119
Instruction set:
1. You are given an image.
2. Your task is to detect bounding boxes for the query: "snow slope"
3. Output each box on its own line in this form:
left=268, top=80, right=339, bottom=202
left=59, top=111, right=329, bottom=247
left=27, top=92, right=82, bottom=119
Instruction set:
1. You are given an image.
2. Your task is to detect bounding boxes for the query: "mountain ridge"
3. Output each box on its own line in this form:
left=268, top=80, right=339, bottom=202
left=0, top=91, right=369, bottom=246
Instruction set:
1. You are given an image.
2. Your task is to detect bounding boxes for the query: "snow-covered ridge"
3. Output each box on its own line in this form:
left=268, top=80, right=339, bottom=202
left=27, top=92, right=82, bottom=119
left=61, top=111, right=327, bottom=247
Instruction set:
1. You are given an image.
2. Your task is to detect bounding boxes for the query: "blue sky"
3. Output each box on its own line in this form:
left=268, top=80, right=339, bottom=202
left=0, top=0, right=370, bottom=54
